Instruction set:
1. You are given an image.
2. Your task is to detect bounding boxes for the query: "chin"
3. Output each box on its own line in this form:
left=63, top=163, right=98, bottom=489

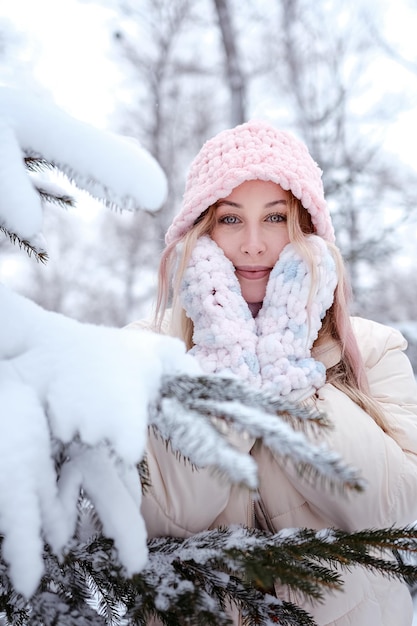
left=242, top=289, right=266, bottom=304
left=240, top=280, right=267, bottom=305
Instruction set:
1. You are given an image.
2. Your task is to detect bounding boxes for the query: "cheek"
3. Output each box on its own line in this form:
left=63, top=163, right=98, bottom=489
left=269, top=231, right=291, bottom=263
left=210, top=231, right=234, bottom=259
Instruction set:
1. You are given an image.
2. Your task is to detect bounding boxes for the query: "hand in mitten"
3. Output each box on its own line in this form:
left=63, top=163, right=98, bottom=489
left=180, top=235, right=261, bottom=385
left=256, top=236, right=337, bottom=400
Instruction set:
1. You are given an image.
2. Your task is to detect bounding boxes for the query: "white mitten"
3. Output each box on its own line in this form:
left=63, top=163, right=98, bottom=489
left=256, top=236, right=337, bottom=400
left=180, top=236, right=261, bottom=385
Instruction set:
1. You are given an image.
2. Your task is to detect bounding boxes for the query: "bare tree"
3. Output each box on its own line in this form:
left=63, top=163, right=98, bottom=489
left=69, top=0, right=231, bottom=325
left=110, top=0, right=227, bottom=226
left=271, top=0, right=417, bottom=306
left=212, top=0, right=247, bottom=125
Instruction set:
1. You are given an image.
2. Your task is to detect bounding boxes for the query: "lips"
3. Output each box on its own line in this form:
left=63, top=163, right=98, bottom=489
left=235, top=266, right=271, bottom=280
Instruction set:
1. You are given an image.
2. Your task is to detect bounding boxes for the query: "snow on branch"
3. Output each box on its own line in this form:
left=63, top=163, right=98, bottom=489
left=154, top=374, right=365, bottom=493
left=5, top=523, right=417, bottom=626
left=0, top=283, right=197, bottom=598
left=0, top=86, right=167, bottom=255
left=143, top=524, right=417, bottom=609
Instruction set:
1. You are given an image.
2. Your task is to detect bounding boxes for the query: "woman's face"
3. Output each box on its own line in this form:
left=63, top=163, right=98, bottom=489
left=211, top=179, right=291, bottom=304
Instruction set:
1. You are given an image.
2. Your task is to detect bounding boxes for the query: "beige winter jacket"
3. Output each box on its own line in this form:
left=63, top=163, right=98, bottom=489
left=133, top=316, right=417, bottom=625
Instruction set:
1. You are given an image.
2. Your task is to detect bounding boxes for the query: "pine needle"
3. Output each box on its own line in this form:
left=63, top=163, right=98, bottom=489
left=0, top=226, right=49, bottom=263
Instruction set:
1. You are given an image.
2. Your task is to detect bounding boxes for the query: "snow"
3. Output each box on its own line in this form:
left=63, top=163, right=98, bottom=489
left=0, top=86, right=243, bottom=599
left=0, top=86, right=168, bottom=245
left=0, top=281, right=204, bottom=597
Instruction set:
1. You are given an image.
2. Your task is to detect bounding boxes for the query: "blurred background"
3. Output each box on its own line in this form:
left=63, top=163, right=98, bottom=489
left=1, top=0, right=417, bottom=369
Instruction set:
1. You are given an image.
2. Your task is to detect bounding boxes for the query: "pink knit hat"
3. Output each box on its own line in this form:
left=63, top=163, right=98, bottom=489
left=165, top=120, right=335, bottom=245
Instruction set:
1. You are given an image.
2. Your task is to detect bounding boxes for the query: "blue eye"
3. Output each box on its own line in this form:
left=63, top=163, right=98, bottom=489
left=219, top=215, right=240, bottom=224
left=267, top=213, right=287, bottom=223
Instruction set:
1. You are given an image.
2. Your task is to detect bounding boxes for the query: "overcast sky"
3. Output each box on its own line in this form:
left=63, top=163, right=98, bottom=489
left=1, top=0, right=121, bottom=127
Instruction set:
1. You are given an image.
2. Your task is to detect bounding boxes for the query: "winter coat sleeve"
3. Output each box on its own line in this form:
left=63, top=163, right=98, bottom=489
left=283, top=318, right=417, bottom=531
left=351, top=317, right=417, bottom=453
left=142, top=429, right=245, bottom=538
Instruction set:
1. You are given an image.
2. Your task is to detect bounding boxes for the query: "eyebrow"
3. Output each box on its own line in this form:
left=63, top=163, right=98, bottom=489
left=216, top=199, right=288, bottom=209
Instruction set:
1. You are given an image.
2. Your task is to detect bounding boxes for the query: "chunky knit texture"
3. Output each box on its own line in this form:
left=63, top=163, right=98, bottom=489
left=166, top=120, right=335, bottom=245
left=180, top=235, right=337, bottom=401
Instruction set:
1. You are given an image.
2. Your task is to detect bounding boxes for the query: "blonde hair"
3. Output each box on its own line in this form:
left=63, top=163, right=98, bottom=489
left=154, top=194, right=390, bottom=432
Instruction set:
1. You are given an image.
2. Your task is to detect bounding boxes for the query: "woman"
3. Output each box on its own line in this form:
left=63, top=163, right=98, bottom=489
left=133, top=120, right=417, bottom=625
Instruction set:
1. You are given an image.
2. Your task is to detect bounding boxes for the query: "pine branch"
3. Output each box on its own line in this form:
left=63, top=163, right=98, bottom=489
left=1, top=155, right=74, bottom=261
left=154, top=375, right=365, bottom=493
left=64, top=533, right=316, bottom=626
left=0, top=225, right=48, bottom=263
left=24, top=151, right=148, bottom=215
left=161, top=374, right=330, bottom=428
left=2, top=150, right=138, bottom=262
left=222, top=525, right=417, bottom=594
left=2, top=524, right=417, bottom=626
left=0, top=557, right=27, bottom=626
left=36, top=188, right=75, bottom=210
left=24, top=155, right=55, bottom=173
left=0, top=87, right=168, bottom=261
left=25, top=154, right=77, bottom=210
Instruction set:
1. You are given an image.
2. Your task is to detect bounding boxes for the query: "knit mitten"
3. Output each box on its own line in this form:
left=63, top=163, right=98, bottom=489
left=256, top=236, right=337, bottom=400
left=180, top=235, right=261, bottom=386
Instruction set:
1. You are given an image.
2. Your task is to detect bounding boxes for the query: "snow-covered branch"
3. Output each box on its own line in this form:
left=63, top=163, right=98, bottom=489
left=0, top=283, right=198, bottom=597
left=154, top=374, right=365, bottom=492
left=3, top=523, right=417, bottom=626
left=0, top=86, right=167, bottom=254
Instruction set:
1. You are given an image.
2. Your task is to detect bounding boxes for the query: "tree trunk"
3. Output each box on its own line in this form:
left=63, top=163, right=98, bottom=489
left=212, top=0, right=246, bottom=125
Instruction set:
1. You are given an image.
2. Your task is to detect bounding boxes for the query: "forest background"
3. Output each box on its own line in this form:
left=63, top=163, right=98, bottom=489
left=1, top=0, right=417, bottom=370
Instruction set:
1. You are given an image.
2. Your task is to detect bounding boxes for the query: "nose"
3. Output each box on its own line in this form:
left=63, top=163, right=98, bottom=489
left=240, top=226, right=266, bottom=256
